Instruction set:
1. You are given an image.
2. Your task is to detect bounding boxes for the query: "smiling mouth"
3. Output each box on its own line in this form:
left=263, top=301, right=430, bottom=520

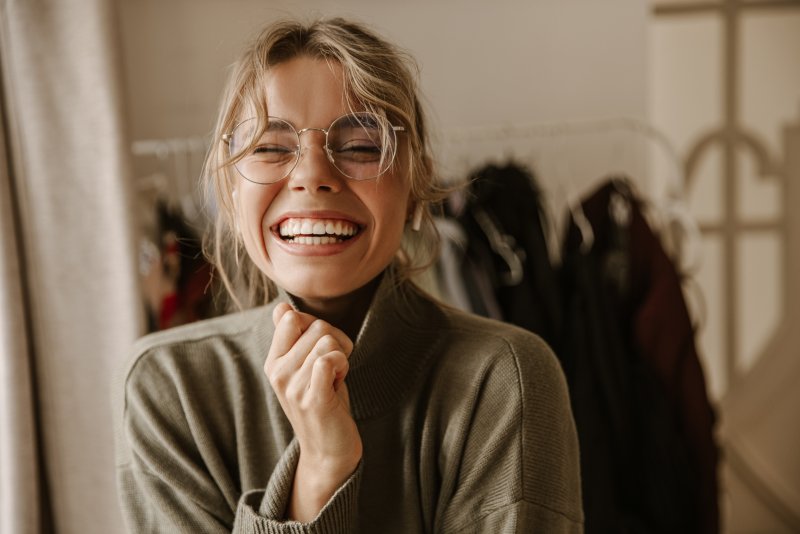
left=275, top=217, right=362, bottom=245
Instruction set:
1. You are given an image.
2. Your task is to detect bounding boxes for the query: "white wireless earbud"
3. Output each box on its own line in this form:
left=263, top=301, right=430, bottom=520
left=411, top=203, right=423, bottom=232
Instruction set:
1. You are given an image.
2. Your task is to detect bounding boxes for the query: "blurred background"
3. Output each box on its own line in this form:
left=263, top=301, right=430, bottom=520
left=1, top=1, right=798, bottom=532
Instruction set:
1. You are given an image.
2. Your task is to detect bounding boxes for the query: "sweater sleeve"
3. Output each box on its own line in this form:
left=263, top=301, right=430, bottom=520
left=116, top=348, right=362, bottom=533
left=116, top=349, right=238, bottom=533
left=438, top=333, right=584, bottom=533
left=233, top=438, right=363, bottom=533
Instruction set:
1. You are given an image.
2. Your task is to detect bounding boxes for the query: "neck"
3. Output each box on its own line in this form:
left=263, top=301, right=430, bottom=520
left=292, top=274, right=383, bottom=341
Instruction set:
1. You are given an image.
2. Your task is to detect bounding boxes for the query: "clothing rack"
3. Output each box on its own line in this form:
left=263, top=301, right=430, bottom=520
left=131, top=136, right=210, bottom=225
left=436, top=116, right=682, bottom=195
left=439, top=116, right=679, bottom=155
left=433, top=116, right=702, bottom=275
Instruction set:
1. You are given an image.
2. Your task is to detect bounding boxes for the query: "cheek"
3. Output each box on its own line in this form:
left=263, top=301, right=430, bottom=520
left=237, top=184, right=280, bottom=254
left=375, top=187, right=411, bottom=242
left=238, top=182, right=279, bottom=219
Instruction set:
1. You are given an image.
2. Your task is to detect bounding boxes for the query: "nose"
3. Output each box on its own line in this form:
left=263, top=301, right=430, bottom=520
left=287, top=130, right=343, bottom=193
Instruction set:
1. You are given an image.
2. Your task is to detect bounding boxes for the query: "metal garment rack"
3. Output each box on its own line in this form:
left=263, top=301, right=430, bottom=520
left=436, top=115, right=685, bottom=193
left=434, top=116, right=702, bottom=270
left=131, top=136, right=209, bottom=224
left=131, top=136, right=209, bottom=187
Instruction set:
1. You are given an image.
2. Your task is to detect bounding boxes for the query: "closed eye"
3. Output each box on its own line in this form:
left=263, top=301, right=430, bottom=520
left=335, top=140, right=382, bottom=161
left=251, top=144, right=297, bottom=163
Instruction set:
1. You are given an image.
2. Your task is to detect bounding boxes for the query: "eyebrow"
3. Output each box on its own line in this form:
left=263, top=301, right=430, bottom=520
left=337, top=114, right=380, bottom=129
left=266, top=119, right=295, bottom=132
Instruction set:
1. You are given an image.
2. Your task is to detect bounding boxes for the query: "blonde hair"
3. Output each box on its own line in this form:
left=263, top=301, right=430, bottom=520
left=202, top=17, right=445, bottom=309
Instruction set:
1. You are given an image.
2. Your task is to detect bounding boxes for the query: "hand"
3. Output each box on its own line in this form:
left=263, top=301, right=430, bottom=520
left=265, top=302, right=362, bottom=521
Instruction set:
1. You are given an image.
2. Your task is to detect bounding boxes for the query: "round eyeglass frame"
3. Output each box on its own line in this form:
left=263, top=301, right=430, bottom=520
left=222, top=112, right=406, bottom=185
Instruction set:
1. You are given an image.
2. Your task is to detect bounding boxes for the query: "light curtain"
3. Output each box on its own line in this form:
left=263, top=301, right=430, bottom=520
left=0, top=75, right=41, bottom=534
left=0, top=0, right=142, bottom=532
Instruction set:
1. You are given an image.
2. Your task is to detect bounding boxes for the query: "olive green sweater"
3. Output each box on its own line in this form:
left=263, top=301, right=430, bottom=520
left=114, top=272, right=583, bottom=533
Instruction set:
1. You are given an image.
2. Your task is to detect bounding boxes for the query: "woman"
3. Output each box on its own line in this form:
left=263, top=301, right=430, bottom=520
left=114, top=18, right=583, bottom=533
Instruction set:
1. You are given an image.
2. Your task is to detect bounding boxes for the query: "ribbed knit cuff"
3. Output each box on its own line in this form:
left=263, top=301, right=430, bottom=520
left=260, top=439, right=302, bottom=519
left=233, top=439, right=363, bottom=533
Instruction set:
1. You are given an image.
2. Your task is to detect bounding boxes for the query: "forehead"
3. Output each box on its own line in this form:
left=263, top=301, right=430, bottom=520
left=260, top=56, right=352, bottom=127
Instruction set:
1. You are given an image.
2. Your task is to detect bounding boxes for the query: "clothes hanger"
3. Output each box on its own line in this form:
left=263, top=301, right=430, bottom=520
left=470, top=206, right=525, bottom=287
left=553, top=131, right=594, bottom=254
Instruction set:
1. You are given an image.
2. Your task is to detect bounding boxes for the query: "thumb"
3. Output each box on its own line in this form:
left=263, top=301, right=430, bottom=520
left=272, top=302, right=294, bottom=327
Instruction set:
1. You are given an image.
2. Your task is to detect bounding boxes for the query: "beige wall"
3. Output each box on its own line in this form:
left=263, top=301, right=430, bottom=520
left=649, top=6, right=800, bottom=533
left=120, top=0, right=648, bottom=140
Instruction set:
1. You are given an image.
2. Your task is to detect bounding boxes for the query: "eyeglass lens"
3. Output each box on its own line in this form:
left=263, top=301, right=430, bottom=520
left=228, top=112, right=397, bottom=184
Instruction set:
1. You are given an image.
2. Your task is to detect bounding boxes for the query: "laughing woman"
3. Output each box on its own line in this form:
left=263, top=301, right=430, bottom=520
left=114, top=18, right=583, bottom=533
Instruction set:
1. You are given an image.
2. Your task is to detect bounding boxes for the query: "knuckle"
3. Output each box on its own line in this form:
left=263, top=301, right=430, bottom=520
left=270, top=372, right=289, bottom=391
left=309, top=319, right=328, bottom=336
left=316, top=351, right=346, bottom=374
left=317, top=334, right=337, bottom=353
left=282, top=311, right=301, bottom=328
left=266, top=362, right=289, bottom=389
left=298, top=394, right=315, bottom=411
left=314, top=355, right=334, bottom=372
left=286, top=382, right=304, bottom=404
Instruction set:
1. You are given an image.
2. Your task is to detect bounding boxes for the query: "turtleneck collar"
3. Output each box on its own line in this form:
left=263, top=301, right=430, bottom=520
left=274, top=265, right=447, bottom=419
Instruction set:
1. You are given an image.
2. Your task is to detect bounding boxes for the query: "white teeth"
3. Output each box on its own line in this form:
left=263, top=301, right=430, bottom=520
left=277, top=217, right=361, bottom=243
left=288, top=235, right=338, bottom=245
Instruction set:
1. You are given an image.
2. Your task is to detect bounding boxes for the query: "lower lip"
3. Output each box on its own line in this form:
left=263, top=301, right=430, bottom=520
left=270, top=230, right=363, bottom=256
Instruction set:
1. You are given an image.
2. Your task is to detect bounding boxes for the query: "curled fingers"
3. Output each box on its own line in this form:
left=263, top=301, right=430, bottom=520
left=308, top=349, right=350, bottom=407
left=266, top=311, right=353, bottom=396
left=283, top=335, right=347, bottom=403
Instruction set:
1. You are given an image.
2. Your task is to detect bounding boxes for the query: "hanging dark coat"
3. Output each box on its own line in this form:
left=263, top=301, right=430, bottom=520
left=559, top=179, right=718, bottom=533
left=458, top=162, right=562, bottom=347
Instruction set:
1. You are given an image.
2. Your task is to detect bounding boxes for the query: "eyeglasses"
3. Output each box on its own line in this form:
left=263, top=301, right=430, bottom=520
left=222, top=112, right=405, bottom=184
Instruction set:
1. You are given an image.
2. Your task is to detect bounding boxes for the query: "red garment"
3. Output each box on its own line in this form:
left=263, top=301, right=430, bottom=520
left=159, top=292, right=178, bottom=330
left=628, top=202, right=719, bottom=534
